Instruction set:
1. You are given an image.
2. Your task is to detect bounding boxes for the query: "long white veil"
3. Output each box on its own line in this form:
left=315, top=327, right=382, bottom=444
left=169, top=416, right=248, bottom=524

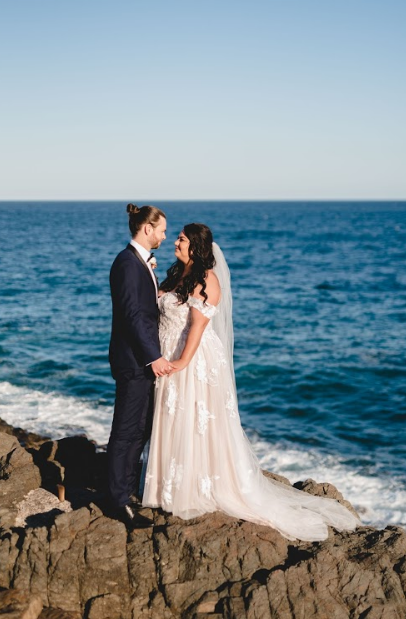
left=208, top=242, right=360, bottom=539
left=212, top=242, right=236, bottom=390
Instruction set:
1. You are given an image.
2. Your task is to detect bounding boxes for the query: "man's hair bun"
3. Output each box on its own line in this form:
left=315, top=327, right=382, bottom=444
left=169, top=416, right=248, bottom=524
left=127, top=203, right=140, bottom=215
left=125, top=202, right=166, bottom=236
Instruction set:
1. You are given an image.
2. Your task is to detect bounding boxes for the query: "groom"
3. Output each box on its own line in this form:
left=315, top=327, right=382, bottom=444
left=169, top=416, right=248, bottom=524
left=107, top=203, right=172, bottom=526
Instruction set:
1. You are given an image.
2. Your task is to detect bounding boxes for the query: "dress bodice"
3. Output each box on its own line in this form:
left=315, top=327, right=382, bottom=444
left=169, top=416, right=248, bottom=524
left=158, top=292, right=219, bottom=361
left=159, top=292, right=217, bottom=335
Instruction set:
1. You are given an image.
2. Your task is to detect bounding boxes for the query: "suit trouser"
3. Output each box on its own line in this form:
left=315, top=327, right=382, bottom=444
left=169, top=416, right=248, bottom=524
left=107, top=367, right=154, bottom=507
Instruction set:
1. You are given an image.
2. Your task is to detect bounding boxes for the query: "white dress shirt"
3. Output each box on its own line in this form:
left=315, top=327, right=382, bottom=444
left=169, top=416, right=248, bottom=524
left=130, top=239, right=158, bottom=301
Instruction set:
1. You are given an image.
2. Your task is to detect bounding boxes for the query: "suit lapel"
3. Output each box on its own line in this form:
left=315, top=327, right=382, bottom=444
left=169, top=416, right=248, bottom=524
left=127, top=243, right=158, bottom=296
left=126, top=243, right=150, bottom=275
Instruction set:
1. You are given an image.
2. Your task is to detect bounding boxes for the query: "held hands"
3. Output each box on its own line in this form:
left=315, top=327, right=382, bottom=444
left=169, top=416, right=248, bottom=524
left=168, top=358, right=188, bottom=376
left=151, top=357, right=175, bottom=377
left=151, top=357, right=188, bottom=378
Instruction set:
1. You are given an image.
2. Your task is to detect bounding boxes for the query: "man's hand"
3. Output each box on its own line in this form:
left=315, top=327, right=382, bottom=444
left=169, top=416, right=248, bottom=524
left=151, top=357, right=174, bottom=377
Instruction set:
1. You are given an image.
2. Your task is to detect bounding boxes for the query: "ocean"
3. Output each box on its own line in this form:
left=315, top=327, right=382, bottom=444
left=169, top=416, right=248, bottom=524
left=1, top=200, right=405, bottom=528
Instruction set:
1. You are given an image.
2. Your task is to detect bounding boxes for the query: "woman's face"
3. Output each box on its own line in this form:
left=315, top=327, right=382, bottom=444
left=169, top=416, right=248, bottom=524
left=174, top=230, right=191, bottom=265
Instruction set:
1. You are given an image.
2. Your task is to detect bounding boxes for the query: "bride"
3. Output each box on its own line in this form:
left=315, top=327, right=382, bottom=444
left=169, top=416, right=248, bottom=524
left=142, top=223, right=361, bottom=541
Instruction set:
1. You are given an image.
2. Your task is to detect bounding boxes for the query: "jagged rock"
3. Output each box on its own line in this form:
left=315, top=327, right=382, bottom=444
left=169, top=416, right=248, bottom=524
left=137, top=509, right=289, bottom=617
left=0, top=588, right=43, bottom=619
left=1, top=419, right=406, bottom=618
left=126, top=511, right=406, bottom=618
left=29, top=436, right=107, bottom=496
left=293, top=477, right=360, bottom=518
left=0, top=417, right=47, bottom=449
left=86, top=594, right=127, bottom=619
left=15, top=488, right=72, bottom=528
left=29, top=441, right=65, bottom=490
left=262, top=470, right=292, bottom=486
left=1, top=506, right=130, bottom=618
left=51, top=437, right=97, bottom=487
left=39, top=609, right=81, bottom=619
left=235, top=526, right=406, bottom=619
left=0, top=434, right=41, bottom=531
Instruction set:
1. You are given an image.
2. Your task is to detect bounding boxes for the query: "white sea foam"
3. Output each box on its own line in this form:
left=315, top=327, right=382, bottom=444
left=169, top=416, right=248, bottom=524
left=1, top=380, right=404, bottom=529
left=0, top=381, right=112, bottom=446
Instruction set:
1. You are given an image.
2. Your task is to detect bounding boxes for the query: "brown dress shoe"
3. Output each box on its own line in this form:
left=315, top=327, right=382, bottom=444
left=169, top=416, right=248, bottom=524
left=119, top=504, right=153, bottom=528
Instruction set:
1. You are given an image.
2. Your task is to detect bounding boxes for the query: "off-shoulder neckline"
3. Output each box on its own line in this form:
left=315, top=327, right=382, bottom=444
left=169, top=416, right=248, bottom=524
left=160, top=291, right=217, bottom=309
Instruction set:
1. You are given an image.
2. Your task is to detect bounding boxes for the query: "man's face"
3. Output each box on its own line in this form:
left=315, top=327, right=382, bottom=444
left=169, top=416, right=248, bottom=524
left=149, top=216, right=167, bottom=249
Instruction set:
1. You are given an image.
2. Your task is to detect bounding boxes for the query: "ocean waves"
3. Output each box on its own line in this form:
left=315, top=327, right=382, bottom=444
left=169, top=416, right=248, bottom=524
left=0, top=381, right=112, bottom=445
left=1, top=379, right=404, bottom=528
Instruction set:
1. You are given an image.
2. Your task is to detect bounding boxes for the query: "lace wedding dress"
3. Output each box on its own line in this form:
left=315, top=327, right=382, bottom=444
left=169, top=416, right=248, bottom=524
left=143, top=268, right=360, bottom=541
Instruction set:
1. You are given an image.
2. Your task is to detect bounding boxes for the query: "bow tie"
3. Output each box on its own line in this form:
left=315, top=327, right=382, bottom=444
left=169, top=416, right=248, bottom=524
left=147, top=252, right=155, bottom=263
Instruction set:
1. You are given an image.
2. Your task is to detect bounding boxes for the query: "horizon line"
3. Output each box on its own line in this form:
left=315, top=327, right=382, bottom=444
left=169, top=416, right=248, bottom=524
left=1, top=198, right=405, bottom=203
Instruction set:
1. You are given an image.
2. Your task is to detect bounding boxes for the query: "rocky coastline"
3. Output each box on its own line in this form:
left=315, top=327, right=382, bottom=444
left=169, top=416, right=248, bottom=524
left=1, top=416, right=406, bottom=619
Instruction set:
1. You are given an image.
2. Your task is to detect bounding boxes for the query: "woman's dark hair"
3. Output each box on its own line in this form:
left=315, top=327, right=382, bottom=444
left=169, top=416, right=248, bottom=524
left=127, top=203, right=166, bottom=236
left=160, top=223, right=215, bottom=304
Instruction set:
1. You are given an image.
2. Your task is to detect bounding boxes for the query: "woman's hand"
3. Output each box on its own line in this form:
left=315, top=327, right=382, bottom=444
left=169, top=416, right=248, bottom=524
left=168, top=359, right=188, bottom=375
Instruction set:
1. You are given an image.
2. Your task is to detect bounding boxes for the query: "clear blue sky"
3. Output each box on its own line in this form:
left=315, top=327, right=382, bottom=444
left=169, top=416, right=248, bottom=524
left=0, top=0, right=405, bottom=199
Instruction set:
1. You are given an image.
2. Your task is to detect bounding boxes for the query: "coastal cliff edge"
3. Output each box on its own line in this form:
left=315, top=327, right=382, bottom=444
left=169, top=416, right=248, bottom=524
left=1, top=417, right=405, bottom=619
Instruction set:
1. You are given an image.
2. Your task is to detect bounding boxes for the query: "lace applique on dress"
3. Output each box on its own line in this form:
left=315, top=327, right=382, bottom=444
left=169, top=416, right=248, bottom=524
left=162, top=457, right=183, bottom=505
left=195, top=349, right=224, bottom=385
left=187, top=296, right=218, bottom=319
left=216, top=346, right=227, bottom=367
left=165, top=378, right=178, bottom=416
left=197, top=401, right=216, bottom=435
left=200, top=474, right=220, bottom=500
left=226, top=391, right=237, bottom=418
left=196, top=355, right=207, bottom=382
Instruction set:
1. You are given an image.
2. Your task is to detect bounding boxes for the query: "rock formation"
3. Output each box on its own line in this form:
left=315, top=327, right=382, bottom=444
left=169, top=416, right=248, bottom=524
left=1, top=419, right=405, bottom=618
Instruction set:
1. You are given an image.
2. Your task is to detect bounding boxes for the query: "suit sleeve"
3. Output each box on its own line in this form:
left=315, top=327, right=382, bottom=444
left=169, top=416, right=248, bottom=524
left=111, top=258, right=161, bottom=365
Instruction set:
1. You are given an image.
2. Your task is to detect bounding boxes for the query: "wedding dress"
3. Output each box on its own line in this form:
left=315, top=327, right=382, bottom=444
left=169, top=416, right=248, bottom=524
left=143, top=246, right=360, bottom=541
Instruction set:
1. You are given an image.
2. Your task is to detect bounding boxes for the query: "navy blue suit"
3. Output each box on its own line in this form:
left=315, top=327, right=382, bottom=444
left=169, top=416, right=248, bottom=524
left=107, top=243, right=161, bottom=507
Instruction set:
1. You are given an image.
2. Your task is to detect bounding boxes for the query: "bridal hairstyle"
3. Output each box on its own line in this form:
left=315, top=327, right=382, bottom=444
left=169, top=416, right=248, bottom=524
left=160, top=223, right=216, bottom=304
left=127, top=203, right=166, bottom=236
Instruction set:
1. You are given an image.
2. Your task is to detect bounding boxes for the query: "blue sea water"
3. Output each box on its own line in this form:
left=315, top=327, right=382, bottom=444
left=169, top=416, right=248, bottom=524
left=0, top=201, right=405, bottom=528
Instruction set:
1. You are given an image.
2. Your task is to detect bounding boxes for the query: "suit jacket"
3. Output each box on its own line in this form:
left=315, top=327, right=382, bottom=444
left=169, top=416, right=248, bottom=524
left=109, top=244, right=161, bottom=377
